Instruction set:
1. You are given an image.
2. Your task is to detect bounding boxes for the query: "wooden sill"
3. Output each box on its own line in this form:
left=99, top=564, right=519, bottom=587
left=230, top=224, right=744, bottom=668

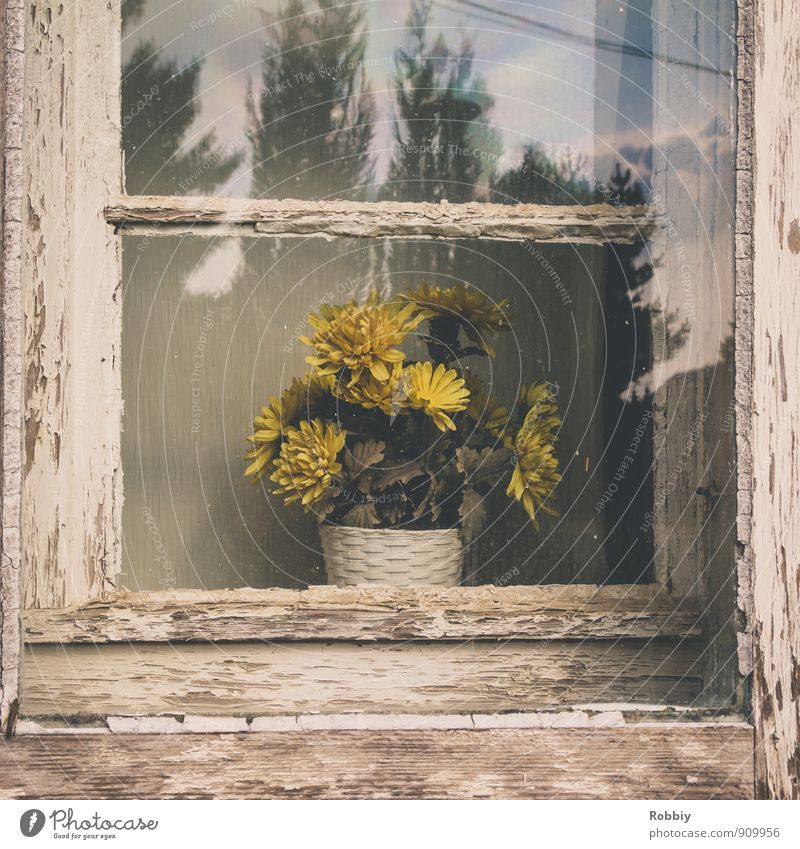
left=0, top=724, right=754, bottom=799
left=23, top=585, right=706, bottom=718
left=24, top=583, right=700, bottom=644
left=105, top=195, right=659, bottom=244
left=23, top=636, right=706, bottom=716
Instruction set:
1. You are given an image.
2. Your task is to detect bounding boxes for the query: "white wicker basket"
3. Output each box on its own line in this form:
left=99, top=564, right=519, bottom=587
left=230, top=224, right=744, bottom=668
left=319, top=526, right=463, bottom=587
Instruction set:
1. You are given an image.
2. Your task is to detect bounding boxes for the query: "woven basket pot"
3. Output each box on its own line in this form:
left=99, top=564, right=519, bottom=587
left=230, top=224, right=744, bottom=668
left=319, top=526, right=463, bottom=587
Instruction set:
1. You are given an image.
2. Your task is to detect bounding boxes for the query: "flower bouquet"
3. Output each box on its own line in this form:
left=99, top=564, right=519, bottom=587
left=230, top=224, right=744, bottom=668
left=245, top=284, right=561, bottom=586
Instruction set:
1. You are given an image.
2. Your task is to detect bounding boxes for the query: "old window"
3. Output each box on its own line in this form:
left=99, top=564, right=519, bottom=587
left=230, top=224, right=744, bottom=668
left=21, top=0, right=741, bottom=722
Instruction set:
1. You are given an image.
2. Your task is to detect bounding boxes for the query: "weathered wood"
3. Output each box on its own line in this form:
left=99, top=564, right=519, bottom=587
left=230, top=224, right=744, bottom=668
left=0, top=0, right=25, bottom=737
left=22, top=1, right=123, bottom=608
left=650, top=0, right=741, bottom=709
left=750, top=0, right=800, bottom=800
left=105, top=196, right=659, bottom=244
left=19, top=707, right=748, bottom=733
left=23, top=584, right=701, bottom=644
left=23, top=639, right=704, bottom=717
left=735, top=0, right=755, bottom=679
left=0, top=725, right=754, bottom=799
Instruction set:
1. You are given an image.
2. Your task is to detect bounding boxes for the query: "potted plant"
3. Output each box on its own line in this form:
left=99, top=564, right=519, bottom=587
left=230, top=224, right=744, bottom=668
left=245, top=285, right=561, bottom=587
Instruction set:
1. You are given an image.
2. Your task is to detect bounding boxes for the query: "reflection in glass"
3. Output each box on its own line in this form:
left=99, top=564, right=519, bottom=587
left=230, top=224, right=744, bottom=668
left=117, top=0, right=738, bottom=592
left=121, top=1, right=243, bottom=195
left=121, top=0, right=657, bottom=201
left=120, top=234, right=663, bottom=590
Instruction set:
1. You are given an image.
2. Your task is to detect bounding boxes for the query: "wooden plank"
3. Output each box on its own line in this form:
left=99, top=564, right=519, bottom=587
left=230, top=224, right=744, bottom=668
left=0, top=0, right=25, bottom=736
left=105, top=196, right=659, bottom=244
left=24, top=584, right=701, bottom=644
left=22, top=0, right=123, bottom=609
left=22, top=639, right=704, bottom=717
left=0, top=725, right=754, bottom=799
left=750, top=0, right=800, bottom=801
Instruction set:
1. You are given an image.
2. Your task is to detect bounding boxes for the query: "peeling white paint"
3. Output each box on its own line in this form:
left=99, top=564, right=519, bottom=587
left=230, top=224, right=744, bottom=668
left=15, top=708, right=748, bottom=735
left=750, top=0, right=800, bottom=800
left=22, top=0, right=123, bottom=610
left=107, top=196, right=660, bottom=245
left=0, top=0, right=26, bottom=736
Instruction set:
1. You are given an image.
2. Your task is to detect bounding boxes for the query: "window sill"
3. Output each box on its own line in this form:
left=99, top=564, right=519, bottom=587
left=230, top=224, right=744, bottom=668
left=24, top=583, right=700, bottom=644
left=22, top=585, right=707, bottom=720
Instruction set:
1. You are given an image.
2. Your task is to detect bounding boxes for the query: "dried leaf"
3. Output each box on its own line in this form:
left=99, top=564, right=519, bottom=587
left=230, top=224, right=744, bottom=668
left=344, top=440, right=386, bottom=477
left=455, top=446, right=481, bottom=475
left=375, top=462, right=425, bottom=488
left=341, top=502, right=381, bottom=528
left=381, top=500, right=409, bottom=525
left=311, top=488, right=339, bottom=523
left=426, top=474, right=451, bottom=524
left=456, top=446, right=512, bottom=486
left=355, top=469, right=376, bottom=495
left=412, top=486, right=434, bottom=520
left=459, top=487, right=488, bottom=543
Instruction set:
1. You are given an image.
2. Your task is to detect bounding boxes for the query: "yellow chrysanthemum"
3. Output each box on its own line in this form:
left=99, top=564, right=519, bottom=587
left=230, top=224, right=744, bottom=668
left=300, top=290, right=425, bottom=386
left=506, top=382, right=561, bottom=526
left=402, top=361, right=470, bottom=432
left=244, top=372, right=331, bottom=481
left=270, top=418, right=346, bottom=508
left=464, top=372, right=511, bottom=445
left=518, top=381, right=559, bottom=412
left=400, top=283, right=511, bottom=356
left=333, top=362, right=405, bottom=416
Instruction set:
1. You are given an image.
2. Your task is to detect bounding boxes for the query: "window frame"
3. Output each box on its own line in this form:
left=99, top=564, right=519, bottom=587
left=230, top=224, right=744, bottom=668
left=9, top=0, right=800, bottom=803
left=14, top=0, right=745, bottom=722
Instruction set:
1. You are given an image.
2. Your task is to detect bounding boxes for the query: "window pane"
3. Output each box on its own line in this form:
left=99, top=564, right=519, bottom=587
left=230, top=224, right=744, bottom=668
left=121, top=0, right=654, bottom=202
left=120, top=232, right=666, bottom=590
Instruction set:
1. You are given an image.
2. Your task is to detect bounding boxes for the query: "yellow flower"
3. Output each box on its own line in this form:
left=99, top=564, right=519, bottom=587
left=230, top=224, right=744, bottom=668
left=518, top=381, right=558, bottom=413
left=300, top=290, right=425, bottom=386
left=400, top=282, right=511, bottom=356
left=507, top=382, right=561, bottom=526
left=244, top=372, right=331, bottom=481
left=271, top=418, right=346, bottom=508
left=402, top=361, right=470, bottom=432
left=464, top=372, right=511, bottom=445
left=333, top=362, right=405, bottom=416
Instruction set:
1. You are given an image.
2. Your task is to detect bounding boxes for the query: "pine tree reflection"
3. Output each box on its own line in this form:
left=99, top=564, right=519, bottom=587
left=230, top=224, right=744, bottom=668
left=121, top=1, right=243, bottom=195
left=381, top=0, right=499, bottom=203
left=491, top=143, right=600, bottom=205
left=247, top=0, right=376, bottom=200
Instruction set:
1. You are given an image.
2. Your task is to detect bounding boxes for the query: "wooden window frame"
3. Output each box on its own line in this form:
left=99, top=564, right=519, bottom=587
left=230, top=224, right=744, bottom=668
left=10, top=0, right=741, bottom=719
left=1, top=0, right=798, bottom=800
left=17, top=0, right=738, bottom=694
left=20, top=3, right=723, bottom=589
